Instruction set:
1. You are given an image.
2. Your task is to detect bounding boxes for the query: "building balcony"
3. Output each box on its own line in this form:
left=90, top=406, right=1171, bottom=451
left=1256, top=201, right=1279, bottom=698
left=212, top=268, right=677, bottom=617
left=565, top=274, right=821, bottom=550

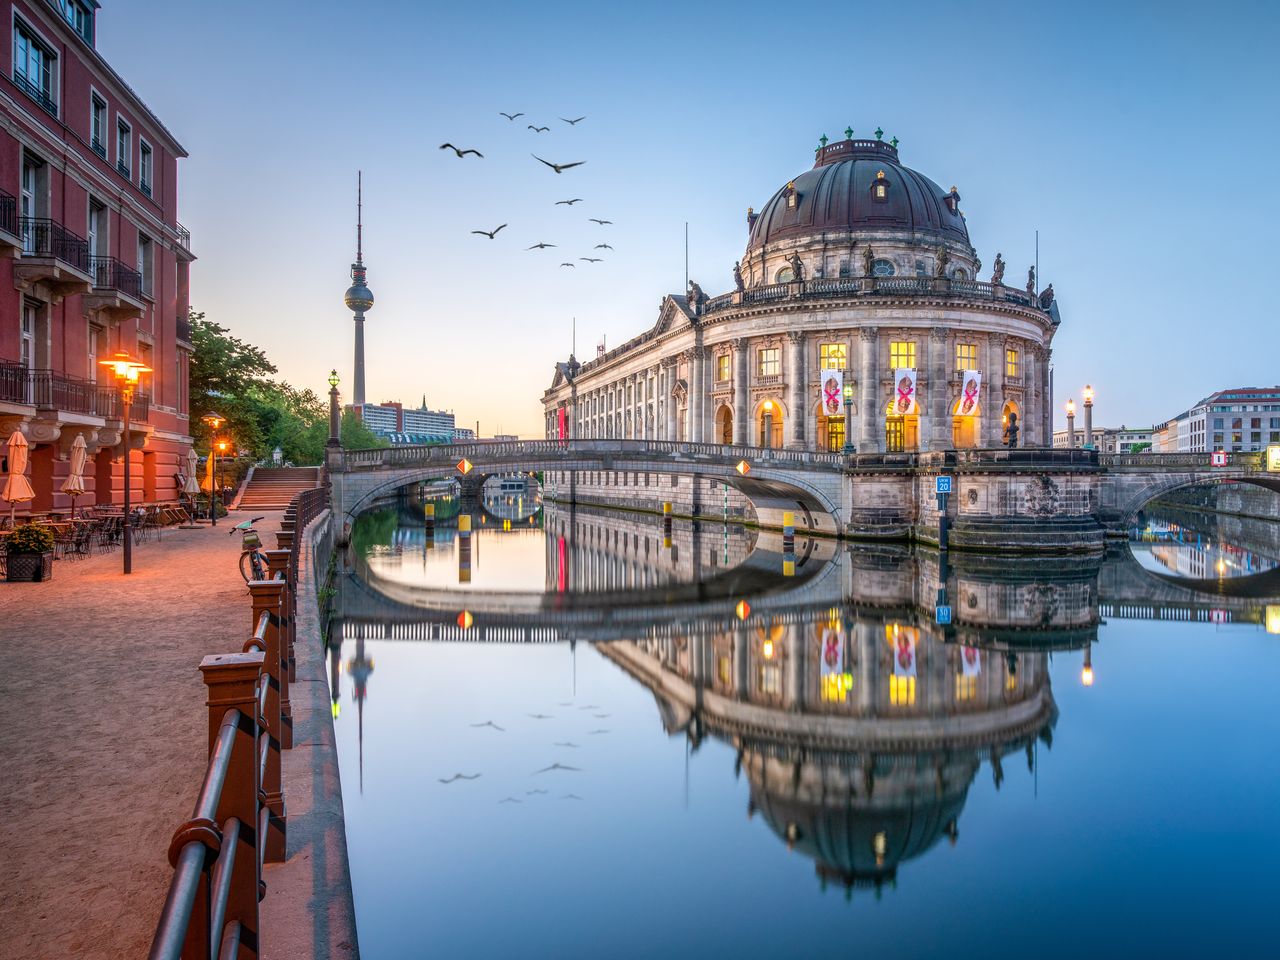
left=12, top=71, right=57, bottom=118
left=0, top=359, right=150, bottom=447
left=83, top=256, right=147, bottom=319
left=0, top=190, right=19, bottom=255
left=12, top=217, right=93, bottom=302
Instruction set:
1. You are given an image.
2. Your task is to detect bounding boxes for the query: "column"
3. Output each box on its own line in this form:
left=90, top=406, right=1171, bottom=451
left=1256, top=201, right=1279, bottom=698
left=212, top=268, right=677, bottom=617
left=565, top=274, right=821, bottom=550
left=1023, top=348, right=1039, bottom=446
left=732, top=338, right=749, bottom=445
left=786, top=331, right=806, bottom=449
left=1041, top=348, right=1053, bottom=447
left=985, top=335, right=1005, bottom=447
left=689, top=347, right=706, bottom=443
left=928, top=327, right=950, bottom=450
left=859, top=326, right=881, bottom=453
left=664, top=359, right=678, bottom=440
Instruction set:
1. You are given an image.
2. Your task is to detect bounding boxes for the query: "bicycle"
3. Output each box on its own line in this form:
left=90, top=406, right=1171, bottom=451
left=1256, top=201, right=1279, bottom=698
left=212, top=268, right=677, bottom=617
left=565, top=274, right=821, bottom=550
left=232, top=516, right=268, bottom=582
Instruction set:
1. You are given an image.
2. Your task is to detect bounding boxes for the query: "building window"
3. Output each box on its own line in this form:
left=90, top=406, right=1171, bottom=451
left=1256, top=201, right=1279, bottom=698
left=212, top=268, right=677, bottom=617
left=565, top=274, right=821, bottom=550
left=956, top=343, right=977, bottom=371
left=19, top=153, right=46, bottom=252
left=20, top=303, right=36, bottom=369
left=1212, top=433, right=1224, bottom=447
left=871, top=170, right=889, bottom=202
left=952, top=268, right=968, bottom=280
left=117, top=119, right=131, bottom=178
left=819, top=342, right=847, bottom=368
left=87, top=198, right=105, bottom=260
left=775, top=266, right=794, bottom=283
left=824, top=416, right=845, bottom=452
left=62, top=0, right=94, bottom=43
left=872, top=258, right=895, bottom=277
left=889, top=675, right=916, bottom=707
left=137, top=233, right=153, bottom=296
left=13, top=21, right=57, bottom=116
left=90, top=95, right=107, bottom=157
left=716, top=354, right=730, bottom=382
left=757, top=664, right=781, bottom=696
left=140, top=142, right=153, bottom=196
left=758, top=347, right=780, bottom=377
left=838, top=259, right=850, bottom=278
left=1214, top=418, right=1224, bottom=429
left=890, top=341, right=916, bottom=369
left=955, top=674, right=977, bottom=703
left=1006, top=348, right=1019, bottom=378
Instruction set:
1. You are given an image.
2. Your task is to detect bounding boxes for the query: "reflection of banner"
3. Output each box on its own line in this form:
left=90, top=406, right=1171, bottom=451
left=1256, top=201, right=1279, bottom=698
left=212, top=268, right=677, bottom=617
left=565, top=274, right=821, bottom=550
left=961, top=646, right=982, bottom=677
left=819, top=623, right=852, bottom=703
left=889, top=624, right=917, bottom=677
left=959, top=370, right=982, bottom=416
left=820, top=369, right=844, bottom=415
left=893, top=368, right=917, bottom=414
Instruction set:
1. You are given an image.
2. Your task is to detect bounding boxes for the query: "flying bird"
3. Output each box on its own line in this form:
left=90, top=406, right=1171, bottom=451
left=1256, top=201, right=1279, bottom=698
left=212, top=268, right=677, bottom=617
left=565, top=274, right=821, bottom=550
left=526, top=789, right=549, bottom=796
left=527, top=713, right=553, bottom=719
left=588, top=218, right=612, bottom=225
left=553, top=742, right=579, bottom=748
left=592, top=713, right=611, bottom=718
left=587, top=729, right=610, bottom=735
left=526, top=242, right=557, bottom=250
left=578, top=705, right=599, bottom=711
left=499, top=111, right=524, bottom=121
left=527, top=125, right=550, bottom=133
left=560, top=794, right=583, bottom=801
left=498, top=797, right=522, bottom=805
left=471, top=224, right=507, bottom=239
left=560, top=262, right=576, bottom=268
left=437, top=773, right=482, bottom=784
left=439, top=143, right=483, bottom=158
left=594, top=243, right=613, bottom=250
left=555, top=198, right=584, bottom=206
left=560, top=116, right=586, bottom=125
left=534, top=763, right=582, bottom=774
left=533, top=155, right=586, bottom=174
left=579, top=257, right=602, bottom=263
left=469, top=720, right=505, bottom=731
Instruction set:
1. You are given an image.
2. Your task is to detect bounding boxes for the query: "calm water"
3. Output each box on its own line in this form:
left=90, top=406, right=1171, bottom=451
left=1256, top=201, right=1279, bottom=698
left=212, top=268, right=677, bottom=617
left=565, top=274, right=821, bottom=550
left=329, top=498, right=1280, bottom=959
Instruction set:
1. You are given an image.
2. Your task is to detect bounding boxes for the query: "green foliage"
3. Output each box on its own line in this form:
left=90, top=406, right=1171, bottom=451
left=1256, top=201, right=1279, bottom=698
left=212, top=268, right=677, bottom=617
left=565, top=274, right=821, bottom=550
left=5, top=523, right=55, bottom=554
left=1128, top=442, right=1153, bottom=453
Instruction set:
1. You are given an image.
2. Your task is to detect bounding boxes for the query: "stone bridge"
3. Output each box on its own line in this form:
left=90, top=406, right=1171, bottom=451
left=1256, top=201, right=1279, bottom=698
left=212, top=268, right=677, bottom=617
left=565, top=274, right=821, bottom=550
left=327, top=441, right=1278, bottom=552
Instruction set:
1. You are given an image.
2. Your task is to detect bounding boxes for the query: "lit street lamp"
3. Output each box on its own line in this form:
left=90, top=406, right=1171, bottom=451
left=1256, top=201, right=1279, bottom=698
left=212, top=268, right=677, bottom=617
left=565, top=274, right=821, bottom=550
left=201, top=412, right=225, bottom=527
left=842, top=381, right=856, bottom=454
left=1083, top=384, right=1095, bottom=450
left=100, top=350, right=152, bottom=575
left=1065, top=399, right=1076, bottom=449
left=327, top=370, right=342, bottom=448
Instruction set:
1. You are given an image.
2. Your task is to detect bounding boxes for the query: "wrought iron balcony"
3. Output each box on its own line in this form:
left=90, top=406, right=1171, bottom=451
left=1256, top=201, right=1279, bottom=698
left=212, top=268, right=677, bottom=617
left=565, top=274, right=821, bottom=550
left=18, top=217, right=91, bottom=272
left=0, top=360, right=150, bottom=423
left=12, top=71, right=57, bottom=118
left=0, top=189, right=17, bottom=239
left=91, top=138, right=106, bottom=160
left=90, top=256, right=143, bottom=299
left=117, top=160, right=131, bottom=180
left=176, top=316, right=192, bottom=346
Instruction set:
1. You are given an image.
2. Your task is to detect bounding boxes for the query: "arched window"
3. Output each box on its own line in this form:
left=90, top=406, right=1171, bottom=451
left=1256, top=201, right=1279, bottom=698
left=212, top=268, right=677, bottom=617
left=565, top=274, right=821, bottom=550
left=775, top=266, right=794, bottom=283
left=952, top=268, right=968, bottom=281
left=872, top=258, right=895, bottom=277
left=871, top=170, right=890, bottom=202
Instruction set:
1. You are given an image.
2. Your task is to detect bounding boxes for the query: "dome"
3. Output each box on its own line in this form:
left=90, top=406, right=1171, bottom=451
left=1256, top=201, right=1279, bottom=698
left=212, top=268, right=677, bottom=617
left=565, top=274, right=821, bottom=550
left=747, top=138, right=969, bottom=252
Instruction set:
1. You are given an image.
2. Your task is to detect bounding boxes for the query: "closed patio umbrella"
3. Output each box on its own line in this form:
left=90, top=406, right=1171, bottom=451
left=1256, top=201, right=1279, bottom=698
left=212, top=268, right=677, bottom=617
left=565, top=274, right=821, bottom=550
left=61, top=434, right=88, bottom=518
left=183, top=447, right=201, bottom=497
left=3, top=430, right=36, bottom=525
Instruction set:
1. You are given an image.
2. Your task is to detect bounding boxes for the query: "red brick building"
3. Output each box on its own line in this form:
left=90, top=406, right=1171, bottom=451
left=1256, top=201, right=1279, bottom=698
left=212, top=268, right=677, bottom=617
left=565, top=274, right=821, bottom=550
left=0, top=0, right=192, bottom=515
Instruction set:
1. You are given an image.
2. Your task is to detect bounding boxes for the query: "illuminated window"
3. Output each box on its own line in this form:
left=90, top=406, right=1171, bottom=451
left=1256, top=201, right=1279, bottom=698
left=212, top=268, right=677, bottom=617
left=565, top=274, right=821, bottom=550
left=716, top=353, right=730, bottom=381
left=889, top=675, right=916, bottom=706
left=1005, top=670, right=1018, bottom=692
left=890, top=341, right=916, bottom=369
left=757, top=347, right=780, bottom=377
left=871, top=170, right=889, bottom=202
left=822, top=670, right=854, bottom=703
left=956, top=343, right=976, bottom=371
left=824, top=416, right=845, bottom=452
left=819, top=342, right=847, bottom=367
left=1005, top=348, right=1019, bottom=378
left=955, top=675, right=977, bottom=702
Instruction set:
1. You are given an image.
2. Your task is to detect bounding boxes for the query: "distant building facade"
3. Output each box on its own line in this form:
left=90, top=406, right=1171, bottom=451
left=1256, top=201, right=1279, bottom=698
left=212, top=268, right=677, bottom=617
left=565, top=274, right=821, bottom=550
left=1051, top=425, right=1153, bottom=453
left=354, top=399, right=459, bottom=443
left=0, top=0, right=193, bottom=513
left=1152, top=387, right=1280, bottom=453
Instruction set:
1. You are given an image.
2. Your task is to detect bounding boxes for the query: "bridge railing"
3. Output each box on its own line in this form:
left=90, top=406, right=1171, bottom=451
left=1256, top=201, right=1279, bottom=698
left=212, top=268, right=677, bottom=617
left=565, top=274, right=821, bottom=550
left=1099, top=451, right=1265, bottom=471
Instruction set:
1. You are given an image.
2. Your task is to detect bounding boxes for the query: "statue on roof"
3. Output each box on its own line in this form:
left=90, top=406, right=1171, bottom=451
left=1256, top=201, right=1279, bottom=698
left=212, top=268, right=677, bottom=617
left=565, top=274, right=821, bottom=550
left=687, top=280, right=705, bottom=313
left=733, top=260, right=745, bottom=292
left=1039, top=284, right=1055, bottom=309
left=862, top=244, right=875, bottom=277
left=934, top=246, right=951, bottom=278
left=786, top=252, right=805, bottom=282
left=1026, top=265, right=1036, bottom=296
left=991, top=252, right=1005, bottom=285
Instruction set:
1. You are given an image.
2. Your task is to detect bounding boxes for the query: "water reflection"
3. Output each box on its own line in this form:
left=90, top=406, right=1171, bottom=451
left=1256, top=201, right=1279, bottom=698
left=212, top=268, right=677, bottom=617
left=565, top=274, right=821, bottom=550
left=1130, top=504, right=1279, bottom=579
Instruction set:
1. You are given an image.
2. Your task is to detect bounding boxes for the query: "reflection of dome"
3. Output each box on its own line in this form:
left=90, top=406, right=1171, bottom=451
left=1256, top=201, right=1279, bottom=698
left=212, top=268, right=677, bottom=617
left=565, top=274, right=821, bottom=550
left=747, top=138, right=969, bottom=252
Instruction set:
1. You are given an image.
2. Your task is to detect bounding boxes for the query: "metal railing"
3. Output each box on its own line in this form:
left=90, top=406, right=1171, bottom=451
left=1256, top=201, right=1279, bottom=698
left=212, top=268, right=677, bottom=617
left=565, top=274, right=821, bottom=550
left=90, top=255, right=143, bottom=299
left=18, top=216, right=90, bottom=272
left=91, top=138, right=106, bottom=160
left=176, top=222, right=192, bottom=251
left=0, top=361, right=150, bottom=422
left=0, top=189, right=16, bottom=236
left=12, top=70, right=57, bottom=117
left=1100, top=451, right=1266, bottom=471
left=699, top=274, right=1040, bottom=317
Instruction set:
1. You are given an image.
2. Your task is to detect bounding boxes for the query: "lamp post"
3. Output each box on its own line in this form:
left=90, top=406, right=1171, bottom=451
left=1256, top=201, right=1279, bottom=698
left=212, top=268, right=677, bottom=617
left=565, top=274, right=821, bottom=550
left=100, top=351, right=152, bottom=575
left=1082, top=384, right=1095, bottom=450
left=327, top=370, right=341, bottom=447
left=841, top=382, right=855, bottom=454
left=201, top=412, right=225, bottom=527
left=762, top=399, right=774, bottom=449
left=1065, top=399, right=1076, bottom=449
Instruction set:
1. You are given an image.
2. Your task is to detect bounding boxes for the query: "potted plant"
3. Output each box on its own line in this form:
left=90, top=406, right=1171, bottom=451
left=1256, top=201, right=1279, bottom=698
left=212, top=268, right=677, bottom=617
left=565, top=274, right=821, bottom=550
left=4, top=523, right=56, bottom=582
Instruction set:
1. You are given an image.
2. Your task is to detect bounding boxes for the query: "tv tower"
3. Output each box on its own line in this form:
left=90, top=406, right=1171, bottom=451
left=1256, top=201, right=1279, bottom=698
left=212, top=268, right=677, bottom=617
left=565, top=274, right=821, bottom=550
left=344, top=172, right=374, bottom=407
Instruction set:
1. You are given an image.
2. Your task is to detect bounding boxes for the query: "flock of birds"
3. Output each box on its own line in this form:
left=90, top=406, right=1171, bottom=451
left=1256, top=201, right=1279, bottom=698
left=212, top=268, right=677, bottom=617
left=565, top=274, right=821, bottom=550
left=439, top=112, right=616, bottom=271
left=441, top=702, right=612, bottom=804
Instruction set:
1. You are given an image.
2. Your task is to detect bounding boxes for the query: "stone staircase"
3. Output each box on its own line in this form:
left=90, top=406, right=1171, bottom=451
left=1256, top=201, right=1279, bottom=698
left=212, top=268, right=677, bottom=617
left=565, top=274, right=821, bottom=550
left=236, top=467, right=322, bottom=511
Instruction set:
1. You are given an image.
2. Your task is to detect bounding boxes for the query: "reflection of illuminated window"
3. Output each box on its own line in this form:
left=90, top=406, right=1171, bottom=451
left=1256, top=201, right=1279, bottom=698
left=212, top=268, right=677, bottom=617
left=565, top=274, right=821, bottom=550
left=758, top=664, right=781, bottom=695
left=889, top=675, right=916, bottom=706
left=1005, top=671, right=1018, bottom=692
left=718, top=655, right=732, bottom=686
left=955, top=675, right=977, bottom=702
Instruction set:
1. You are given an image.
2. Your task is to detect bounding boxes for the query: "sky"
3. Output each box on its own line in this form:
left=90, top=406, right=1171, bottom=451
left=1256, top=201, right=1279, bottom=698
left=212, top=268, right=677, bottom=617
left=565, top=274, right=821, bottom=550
left=102, top=0, right=1278, bottom=438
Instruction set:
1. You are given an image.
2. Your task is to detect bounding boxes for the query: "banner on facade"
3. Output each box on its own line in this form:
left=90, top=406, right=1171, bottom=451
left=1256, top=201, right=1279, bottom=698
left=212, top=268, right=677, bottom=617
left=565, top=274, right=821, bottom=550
left=820, top=368, right=844, bottom=416
left=961, top=645, right=982, bottom=677
left=893, top=368, right=917, bottom=415
left=959, top=370, right=982, bottom=417
left=557, top=406, right=567, bottom=439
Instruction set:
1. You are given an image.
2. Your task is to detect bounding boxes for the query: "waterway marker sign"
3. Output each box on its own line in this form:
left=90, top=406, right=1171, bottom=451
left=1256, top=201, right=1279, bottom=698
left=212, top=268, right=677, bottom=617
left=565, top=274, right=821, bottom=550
left=935, top=475, right=953, bottom=494
left=457, top=458, right=474, bottom=474
left=736, top=460, right=750, bottom=475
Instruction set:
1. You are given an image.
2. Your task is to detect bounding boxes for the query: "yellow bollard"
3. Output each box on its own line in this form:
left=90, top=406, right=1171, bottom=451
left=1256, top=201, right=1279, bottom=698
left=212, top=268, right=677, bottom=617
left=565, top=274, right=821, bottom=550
left=459, top=514, right=472, bottom=534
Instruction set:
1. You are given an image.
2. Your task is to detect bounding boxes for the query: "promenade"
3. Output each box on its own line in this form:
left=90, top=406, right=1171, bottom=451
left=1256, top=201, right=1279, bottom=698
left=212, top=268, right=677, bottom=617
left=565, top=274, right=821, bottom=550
left=0, top=517, right=273, bottom=959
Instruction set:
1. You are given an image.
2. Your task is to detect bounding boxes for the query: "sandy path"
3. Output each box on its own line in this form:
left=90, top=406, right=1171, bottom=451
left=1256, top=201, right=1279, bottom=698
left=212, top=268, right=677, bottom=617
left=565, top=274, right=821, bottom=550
left=0, top=514, right=281, bottom=960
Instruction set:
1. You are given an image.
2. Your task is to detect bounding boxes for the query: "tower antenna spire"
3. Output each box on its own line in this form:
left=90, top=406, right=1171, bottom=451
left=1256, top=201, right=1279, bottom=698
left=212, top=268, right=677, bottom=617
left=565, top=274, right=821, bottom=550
left=357, top=171, right=363, bottom=263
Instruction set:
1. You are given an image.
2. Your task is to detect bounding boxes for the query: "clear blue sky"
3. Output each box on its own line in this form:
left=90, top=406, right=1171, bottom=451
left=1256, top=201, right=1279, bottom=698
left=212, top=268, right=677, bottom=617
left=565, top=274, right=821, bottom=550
left=105, top=0, right=1278, bottom=437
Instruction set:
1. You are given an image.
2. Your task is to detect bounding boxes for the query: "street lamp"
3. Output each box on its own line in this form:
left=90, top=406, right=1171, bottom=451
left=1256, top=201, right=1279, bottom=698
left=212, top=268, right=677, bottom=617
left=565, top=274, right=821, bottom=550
left=100, top=350, right=152, bottom=575
left=201, top=412, right=225, bottom=527
left=842, top=382, right=856, bottom=454
left=762, top=399, right=774, bottom=449
left=1082, top=384, right=1095, bottom=450
left=327, top=370, right=342, bottom=448
left=1065, top=399, right=1076, bottom=449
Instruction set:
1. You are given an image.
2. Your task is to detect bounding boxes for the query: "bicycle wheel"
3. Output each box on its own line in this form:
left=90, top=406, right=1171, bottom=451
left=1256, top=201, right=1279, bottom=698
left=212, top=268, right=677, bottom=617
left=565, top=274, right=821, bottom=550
left=239, top=550, right=257, bottom=583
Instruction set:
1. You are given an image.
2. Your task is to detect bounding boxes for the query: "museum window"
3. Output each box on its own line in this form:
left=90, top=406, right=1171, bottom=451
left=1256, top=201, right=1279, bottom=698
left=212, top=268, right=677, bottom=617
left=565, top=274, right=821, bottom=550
left=1005, top=348, right=1019, bottom=379
left=889, top=341, right=916, bottom=369
left=871, top=170, right=889, bottom=201
left=956, top=343, right=977, bottom=372
left=889, top=675, right=915, bottom=707
left=872, top=258, right=895, bottom=277
left=13, top=20, right=57, bottom=116
left=819, top=342, right=847, bottom=368
left=838, top=259, right=850, bottom=278
left=716, top=354, right=730, bottom=381
left=757, top=347, right=780, bottom=377
left=955, top=674, right=977, bottom=703
left=775, top=266, right=794, bottom=283
left=952, top=268, right=968, bottom=280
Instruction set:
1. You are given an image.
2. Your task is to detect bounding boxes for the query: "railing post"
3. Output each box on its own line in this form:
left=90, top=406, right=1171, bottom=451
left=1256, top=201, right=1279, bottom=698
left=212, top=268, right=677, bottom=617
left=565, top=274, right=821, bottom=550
left=199, top=651, right=264, bottom=958
left=247, top=580, right=287, bottom=863
left=264, top=550, right=294, bottom=747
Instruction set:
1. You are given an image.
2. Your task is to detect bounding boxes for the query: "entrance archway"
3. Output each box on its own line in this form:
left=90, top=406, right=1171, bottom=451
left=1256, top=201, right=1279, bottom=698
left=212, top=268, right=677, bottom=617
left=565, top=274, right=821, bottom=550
left=951, top=397, right=981, bottom=449
left=1001, top=400, right=1021, bottom=446
left=715, top=404, right=733, bottom=445
left=816, top=398, right=851, bottom=452
left=885, top=398, right=919, bottom=453
left=755, top=399, right=785, bottom=449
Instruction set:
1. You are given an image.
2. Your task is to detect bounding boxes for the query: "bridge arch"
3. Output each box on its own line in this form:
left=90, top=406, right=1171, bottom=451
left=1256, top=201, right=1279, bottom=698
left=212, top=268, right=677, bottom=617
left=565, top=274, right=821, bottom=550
left=1112, top=472, right=1280, bottom=527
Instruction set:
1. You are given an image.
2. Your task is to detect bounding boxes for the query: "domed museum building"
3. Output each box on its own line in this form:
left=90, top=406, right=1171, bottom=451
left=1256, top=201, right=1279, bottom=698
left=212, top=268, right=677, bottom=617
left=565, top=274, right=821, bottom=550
left=542, top=131, right=1060, bottom=453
